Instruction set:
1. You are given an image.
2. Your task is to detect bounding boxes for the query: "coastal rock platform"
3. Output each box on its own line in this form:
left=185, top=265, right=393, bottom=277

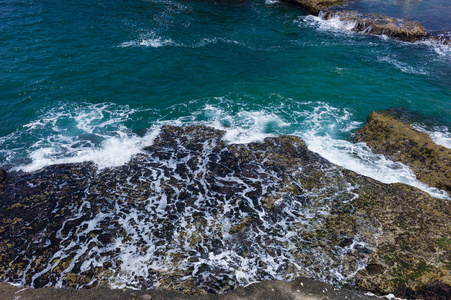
left=282, top=0, right=435, bottom=42
left=355, top=109, right=451, bottom=194
left=0, top=123, right=450, bottom=299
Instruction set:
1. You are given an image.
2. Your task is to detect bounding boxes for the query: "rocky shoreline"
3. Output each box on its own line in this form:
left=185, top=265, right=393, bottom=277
left=281, top=0, right=450, bottom=43
left=355, top=109, right=451, bottom=195
left=0, top=110, right=450, bottom=299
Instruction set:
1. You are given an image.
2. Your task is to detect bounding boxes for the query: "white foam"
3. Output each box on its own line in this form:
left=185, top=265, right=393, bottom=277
left=301, top=132, right=449, bottom=199
left=120, top=31, right=175, bottom=48
left=19, top=131, right=160, bottom=172
left=193, top=37, right=241, bottom=48
left=299, top=14, right=357, bottom=34
left=191, top=100, right=449, bottom=199
left=3, top=99, right=449, bottom=200
left=378, top=55, right=429, bottom=75
left=418, top=39, right=451, bottom=58
left=411, top=123, right=451, bottom=148
left=170, top=103, right=290, bottom=144
left=119, top=32, right=244, bottom=49
left=216, top=111, right=290, bottom=144
left=10, top=103, right=161, bottom=172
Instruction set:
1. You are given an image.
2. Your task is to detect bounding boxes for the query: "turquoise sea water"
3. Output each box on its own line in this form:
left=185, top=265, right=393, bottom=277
left=1, top=0, right=451, bottom=290
left=1, top=0, right=451, bottom=192
left=1, top=0, right=450, bottom=186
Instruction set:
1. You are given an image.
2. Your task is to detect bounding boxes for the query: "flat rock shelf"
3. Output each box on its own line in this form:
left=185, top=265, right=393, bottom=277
left=0, top=123, right=450, bottom=299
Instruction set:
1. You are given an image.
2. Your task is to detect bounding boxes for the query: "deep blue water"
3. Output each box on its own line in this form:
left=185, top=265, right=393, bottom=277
left=1, top=0, right=450, bottom=186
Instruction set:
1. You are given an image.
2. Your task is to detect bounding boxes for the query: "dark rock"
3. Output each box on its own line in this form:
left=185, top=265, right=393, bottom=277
left=396, top=280, right=451, bottom=300
left=0, top=168, right=5, bottom=183
left=425, top=33, right=451, bottom=46
left=355, top=110, right=451, bottom=194
left=0, top=168, right=6, bottom=193
left=0, top=125, right=449, bottom=297
left=365, top=264, right=382, bottom=276
left=281, top=0, right=344, bottom=16
left=417, top=279, right=451, bottom=300
left=320, top=10, right=426, bottom=41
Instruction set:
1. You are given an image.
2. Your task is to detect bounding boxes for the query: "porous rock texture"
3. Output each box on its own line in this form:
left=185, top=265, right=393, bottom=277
left=0, top=125, right=449, bottom=299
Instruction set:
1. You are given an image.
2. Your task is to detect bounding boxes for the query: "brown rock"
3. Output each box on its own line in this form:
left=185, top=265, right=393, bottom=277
left=355, top=110, right=451, bottom=194
left=396, top=279, right=451, bottom=300
left=320, top=10, right=426, bottom=41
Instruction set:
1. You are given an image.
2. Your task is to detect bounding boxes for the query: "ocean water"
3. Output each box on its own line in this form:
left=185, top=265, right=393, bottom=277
left=0, top=0, right=450, bottom=290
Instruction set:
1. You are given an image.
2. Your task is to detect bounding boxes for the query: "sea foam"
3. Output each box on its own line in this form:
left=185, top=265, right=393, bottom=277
left=411, top=123, right=451, bottom=149
left=2, top=98, right=449, bottom=199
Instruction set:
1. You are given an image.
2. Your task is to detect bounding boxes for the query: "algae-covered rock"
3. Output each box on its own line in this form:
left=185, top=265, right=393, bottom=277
left=0, top=125, right=449, bottom=298
left=355, top=110, right=451, bottom=194
left=320, top=10, right=426, bottom=41
left=344, top=172, right=451, bottom=297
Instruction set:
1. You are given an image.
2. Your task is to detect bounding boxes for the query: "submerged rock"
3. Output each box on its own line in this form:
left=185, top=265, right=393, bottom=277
left=0, top=125, right=449, bottom=298
left=320, top=10, right=426, bottom=41
left=355, top=110, right=451, bottom=194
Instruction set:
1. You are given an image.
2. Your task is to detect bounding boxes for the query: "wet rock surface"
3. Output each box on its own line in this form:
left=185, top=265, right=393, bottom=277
left=355, top=109, right=451, bottom=194
left=425, top=32, right=451, bottom=46
left=0, top=125, right=450, bottom=299
left=320, top=10, right=426, bottom=41
left=282, top=0, right=344, bottom=16
left=0, top=169, right=6, bottom=183
left=0, top=277, right=375, bottom=300
left=281, top=0, right=431, bottom=42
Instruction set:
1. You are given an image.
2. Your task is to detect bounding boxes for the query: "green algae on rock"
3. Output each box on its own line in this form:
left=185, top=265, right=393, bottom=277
left=343, top=173, right=451, bottom=297
left=0, top=125, right=449, bottom=299
left=355, top=110, right=451, bottom=194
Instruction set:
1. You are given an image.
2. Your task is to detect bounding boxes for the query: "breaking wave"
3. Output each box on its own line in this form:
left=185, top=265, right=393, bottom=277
left=1, top=97, right=448, bottom=200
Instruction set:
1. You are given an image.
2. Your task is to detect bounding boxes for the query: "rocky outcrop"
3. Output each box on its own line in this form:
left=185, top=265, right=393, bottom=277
left=355, top=110, right=451, bottom=194
left=281, top=0, right=429, bottom=42
left=426, top=34, right=451, bottom=46
left=320, top=10, right=426, bottom=41
left=282, top=0, right=343, bottom=16
left=0, top=125, right=449, bottom=299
